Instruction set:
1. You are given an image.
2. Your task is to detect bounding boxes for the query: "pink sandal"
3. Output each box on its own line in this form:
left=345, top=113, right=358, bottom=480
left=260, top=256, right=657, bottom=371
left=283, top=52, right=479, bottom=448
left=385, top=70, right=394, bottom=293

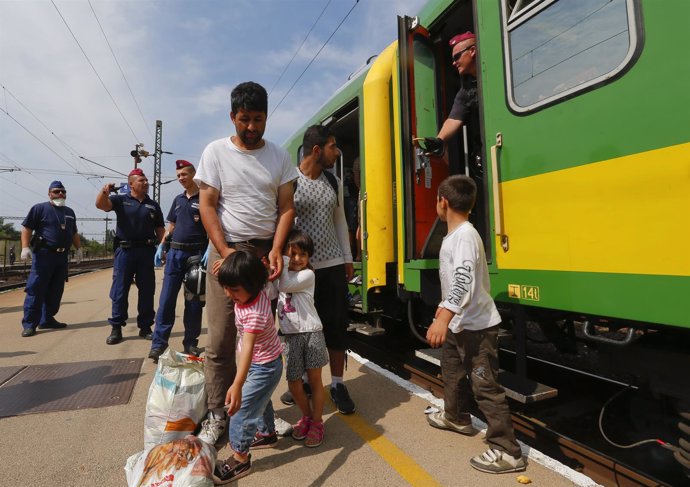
left=291, top=416, right=311, bottom=440
left=305, top=420, right=324, bottom=448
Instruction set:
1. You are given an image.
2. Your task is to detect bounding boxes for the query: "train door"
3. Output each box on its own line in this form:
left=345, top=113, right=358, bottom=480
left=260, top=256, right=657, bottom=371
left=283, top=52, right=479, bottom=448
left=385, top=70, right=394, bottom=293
left=397, top=16, right=449, bottom=261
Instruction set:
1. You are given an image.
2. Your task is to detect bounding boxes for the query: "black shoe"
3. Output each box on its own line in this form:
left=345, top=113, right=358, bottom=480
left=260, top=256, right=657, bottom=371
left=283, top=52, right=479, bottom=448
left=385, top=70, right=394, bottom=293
left=148, top=347, right=165, bottom=363
left=37, top=321, right=67, bottom=330
left=138, top=327, right=153, bottom=340
left=214, top=455, right=252, bottom=484
left=21, top=327, right=36, bottom=337
left=183, top=345, right=203, bottom=357
left=330, top=383, right=355, bottom=414
left=106, top=326, right=123, bottom=345
left=280, top=382, right=311, bottom=406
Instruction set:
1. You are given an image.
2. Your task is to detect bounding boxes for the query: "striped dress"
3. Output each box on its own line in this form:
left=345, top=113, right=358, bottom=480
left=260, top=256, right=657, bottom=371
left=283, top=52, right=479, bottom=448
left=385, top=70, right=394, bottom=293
left=234, top=290, right=283, bottom=364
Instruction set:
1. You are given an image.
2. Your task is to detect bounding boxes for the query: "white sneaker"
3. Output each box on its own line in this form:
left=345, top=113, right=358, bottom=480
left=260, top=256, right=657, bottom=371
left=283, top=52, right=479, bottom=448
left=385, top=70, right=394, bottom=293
left=470, top=448, right=526, bottom=474
left=197, top=414, right=227, bottom=447
left=274, top=415, right=293, bottom=437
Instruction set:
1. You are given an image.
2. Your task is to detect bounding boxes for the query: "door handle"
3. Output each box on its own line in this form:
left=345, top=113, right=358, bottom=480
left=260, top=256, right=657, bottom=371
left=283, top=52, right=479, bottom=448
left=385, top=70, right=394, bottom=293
left=490, top=132, right=509, bottom=252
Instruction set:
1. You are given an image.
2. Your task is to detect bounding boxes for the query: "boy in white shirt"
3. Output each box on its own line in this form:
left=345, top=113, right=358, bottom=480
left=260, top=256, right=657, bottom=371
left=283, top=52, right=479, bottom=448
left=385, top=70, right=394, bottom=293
left=426, top=175, right=526, bottom=474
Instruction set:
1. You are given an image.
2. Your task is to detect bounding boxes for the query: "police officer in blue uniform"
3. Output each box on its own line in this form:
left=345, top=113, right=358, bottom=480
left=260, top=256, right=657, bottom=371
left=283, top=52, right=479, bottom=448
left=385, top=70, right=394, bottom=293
left=20, top=180, right=82, bottom=337
left=148, top=160, right=208, bottom=362
left=96, top=168, right=165, bottom=345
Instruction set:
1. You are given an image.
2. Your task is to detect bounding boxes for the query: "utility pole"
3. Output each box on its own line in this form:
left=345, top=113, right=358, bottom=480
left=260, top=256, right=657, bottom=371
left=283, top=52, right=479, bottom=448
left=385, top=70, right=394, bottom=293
left=153, top=120, right=162, bottom=204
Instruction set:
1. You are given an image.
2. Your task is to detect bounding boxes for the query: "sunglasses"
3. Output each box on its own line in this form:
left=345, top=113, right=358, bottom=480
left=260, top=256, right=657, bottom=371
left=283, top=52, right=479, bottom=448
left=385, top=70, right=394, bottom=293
left=50, top=189, right=67, bottom=195
left=452, top=45, right=475, bottom=62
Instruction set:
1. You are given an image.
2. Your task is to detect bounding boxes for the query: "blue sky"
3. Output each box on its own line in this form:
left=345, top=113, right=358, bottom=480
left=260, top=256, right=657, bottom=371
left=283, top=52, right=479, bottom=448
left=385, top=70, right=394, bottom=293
left=0, top=0, right=427, bottom=239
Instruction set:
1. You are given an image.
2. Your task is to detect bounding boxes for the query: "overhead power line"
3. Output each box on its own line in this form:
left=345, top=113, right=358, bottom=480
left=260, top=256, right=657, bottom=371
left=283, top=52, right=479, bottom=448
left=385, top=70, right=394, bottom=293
left=50, top=0, right=140, bottom=143
left=268, top=0, right=334, bottom=97
left=269, top=0, right=360, bottom=119
left=88, top=0, right=153, bottom=142
left=1, top=83, right=86, bottom=171
left=79, top=156, right=128, bottom=177
left=0, top=83, right=127, bottom=179
left=0, top=104, right=82, bottom=174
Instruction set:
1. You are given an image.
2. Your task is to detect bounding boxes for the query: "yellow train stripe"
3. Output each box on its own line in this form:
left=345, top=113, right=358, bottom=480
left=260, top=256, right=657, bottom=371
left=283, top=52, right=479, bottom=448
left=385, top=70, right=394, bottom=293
left=496, top=142, right=690, bottom=276
left=332, top=405, right=442, bottom=487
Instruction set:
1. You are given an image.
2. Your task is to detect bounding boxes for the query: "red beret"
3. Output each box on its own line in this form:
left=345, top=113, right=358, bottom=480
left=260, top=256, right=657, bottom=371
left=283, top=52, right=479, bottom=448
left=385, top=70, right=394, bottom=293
left=449, top=32, right=476, bottom=47
left=129, top=168, right=145, bottom=177
left=176, top=159, right=194, bottom=170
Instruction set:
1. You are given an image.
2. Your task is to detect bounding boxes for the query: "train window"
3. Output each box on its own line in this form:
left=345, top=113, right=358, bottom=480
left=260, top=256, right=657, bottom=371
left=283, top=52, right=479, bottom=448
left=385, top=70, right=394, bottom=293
left=502, top=0, right=639, bottom=112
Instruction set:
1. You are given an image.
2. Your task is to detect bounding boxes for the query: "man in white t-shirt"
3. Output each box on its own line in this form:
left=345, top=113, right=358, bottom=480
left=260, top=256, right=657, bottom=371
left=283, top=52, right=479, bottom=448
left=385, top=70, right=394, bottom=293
left=194, top=81, right=297, bottom=447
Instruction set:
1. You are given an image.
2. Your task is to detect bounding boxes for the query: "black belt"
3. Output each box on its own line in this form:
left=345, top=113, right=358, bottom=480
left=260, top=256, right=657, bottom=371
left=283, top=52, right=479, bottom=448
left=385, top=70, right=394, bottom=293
left=44, top=246, right=67, bottom=253
left=227, top=238, right=273, bottom=248
left=170, top=241, right=205, bottom=251
left=119, top=240, right=156, bottom=249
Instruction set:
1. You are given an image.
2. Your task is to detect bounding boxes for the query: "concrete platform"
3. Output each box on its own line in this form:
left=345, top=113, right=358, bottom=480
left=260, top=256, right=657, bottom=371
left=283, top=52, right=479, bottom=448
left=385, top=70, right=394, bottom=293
left=0, top=269, right=598, bottom=486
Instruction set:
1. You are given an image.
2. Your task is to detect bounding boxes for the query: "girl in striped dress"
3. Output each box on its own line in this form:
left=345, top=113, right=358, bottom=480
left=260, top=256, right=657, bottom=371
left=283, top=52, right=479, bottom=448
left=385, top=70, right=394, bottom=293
left=212, top=250, right=283, bottom=484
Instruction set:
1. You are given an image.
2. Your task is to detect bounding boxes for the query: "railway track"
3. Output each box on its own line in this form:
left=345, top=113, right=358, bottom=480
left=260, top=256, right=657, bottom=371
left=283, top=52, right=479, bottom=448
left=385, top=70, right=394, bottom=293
left=346, top=329, right=677, bottom=487
left=0, top=258, right=113, bottom=292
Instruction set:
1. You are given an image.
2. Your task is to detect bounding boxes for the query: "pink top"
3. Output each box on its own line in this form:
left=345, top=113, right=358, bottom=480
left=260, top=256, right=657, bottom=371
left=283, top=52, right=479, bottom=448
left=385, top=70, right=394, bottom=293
left=234, top=290, right=283, bottom=364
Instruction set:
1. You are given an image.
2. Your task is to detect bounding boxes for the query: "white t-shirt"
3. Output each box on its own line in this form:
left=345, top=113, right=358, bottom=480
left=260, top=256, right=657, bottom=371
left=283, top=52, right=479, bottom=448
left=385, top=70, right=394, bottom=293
left=269, top=256, right=323, bottom=334
left=293, top=170, right=352, bottom=269
left=194, top=137, right=297, bottom=241
left=439, top=221, right=501, bottom=333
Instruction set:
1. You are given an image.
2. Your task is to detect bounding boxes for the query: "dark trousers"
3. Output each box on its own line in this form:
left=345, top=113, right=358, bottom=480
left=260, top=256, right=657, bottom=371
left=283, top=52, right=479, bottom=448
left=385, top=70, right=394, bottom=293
left=152, top=248, right=203, bottom=350
left=441, top=325, right=521, bottom=458
left=108, top=246, right=156, bottom=329
left=204, top=241, right=272, bottom=410
left=22, top=249, right=68, bottom=329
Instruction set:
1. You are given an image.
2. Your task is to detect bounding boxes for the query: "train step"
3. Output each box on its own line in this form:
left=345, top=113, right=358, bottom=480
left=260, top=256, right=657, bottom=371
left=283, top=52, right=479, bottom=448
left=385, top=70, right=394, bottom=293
left=415, top=348, right=558, bottom=404
left=348, top=321, right=386, bottom=336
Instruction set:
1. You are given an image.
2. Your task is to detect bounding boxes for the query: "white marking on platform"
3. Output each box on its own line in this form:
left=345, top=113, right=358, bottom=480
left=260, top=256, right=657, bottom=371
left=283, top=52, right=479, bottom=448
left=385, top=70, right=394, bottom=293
left=347, top=350, right=603, bottom=487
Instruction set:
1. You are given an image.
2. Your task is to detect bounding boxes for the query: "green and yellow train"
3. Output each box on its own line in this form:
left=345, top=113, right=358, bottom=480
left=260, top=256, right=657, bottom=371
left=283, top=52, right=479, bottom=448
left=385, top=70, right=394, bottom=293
left=284, top=0, right=689, bottom=471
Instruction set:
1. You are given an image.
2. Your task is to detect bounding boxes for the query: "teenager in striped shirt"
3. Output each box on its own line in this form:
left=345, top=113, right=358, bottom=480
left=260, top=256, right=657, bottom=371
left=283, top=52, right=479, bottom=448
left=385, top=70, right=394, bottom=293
left=212, top=250, right=284, bottom=484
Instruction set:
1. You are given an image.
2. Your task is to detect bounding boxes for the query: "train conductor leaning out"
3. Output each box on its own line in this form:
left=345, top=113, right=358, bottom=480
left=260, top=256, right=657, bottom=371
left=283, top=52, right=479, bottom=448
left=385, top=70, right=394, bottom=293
left=20, top=180, right=82, bottom=337
left=148, top=159, right=208, bottom=363
left=96, top=168, right=165, bottom=345
left=424, top=32, right=478, bottom=156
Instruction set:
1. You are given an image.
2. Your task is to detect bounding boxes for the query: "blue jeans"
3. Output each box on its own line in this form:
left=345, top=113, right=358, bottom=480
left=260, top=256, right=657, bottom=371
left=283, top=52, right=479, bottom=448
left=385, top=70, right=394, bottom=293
left=228, top=356, right=282, bottom=454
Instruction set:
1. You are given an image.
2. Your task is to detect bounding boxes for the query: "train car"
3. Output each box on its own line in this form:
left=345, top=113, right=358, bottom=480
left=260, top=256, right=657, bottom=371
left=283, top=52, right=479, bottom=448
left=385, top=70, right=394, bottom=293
left=283, top=0, right=690, bottom=473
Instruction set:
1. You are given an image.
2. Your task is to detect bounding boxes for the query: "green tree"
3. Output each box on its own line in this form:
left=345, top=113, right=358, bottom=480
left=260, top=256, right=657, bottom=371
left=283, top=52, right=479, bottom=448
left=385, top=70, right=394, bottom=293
left=0, top=218, right=20, bottom=240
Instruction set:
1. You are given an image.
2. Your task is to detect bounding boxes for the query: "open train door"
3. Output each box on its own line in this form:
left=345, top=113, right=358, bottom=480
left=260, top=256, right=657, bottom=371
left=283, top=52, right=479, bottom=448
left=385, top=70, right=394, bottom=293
left=397, top=15, right=449, bottom=262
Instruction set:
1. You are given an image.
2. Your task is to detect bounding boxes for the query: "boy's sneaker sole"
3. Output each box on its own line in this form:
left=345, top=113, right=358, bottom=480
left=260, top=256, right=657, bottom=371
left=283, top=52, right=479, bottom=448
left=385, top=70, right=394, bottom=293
left=469, top=448, right=526, bottom=474
left=427, top=411, right=476, bottom=435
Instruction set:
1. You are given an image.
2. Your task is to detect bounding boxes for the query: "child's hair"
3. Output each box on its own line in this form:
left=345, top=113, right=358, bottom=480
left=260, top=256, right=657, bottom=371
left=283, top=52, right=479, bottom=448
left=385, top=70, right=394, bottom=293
left=286, top=229, right=314, bottom=257
left=438, top=175, right=477, bottom=213
left=218, top=250, right=268, bottom=299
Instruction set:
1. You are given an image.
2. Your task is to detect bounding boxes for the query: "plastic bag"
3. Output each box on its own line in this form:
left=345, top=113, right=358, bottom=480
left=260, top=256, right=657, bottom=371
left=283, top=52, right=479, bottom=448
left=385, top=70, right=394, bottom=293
left=144, top=349, right=207, bottom=449
left=125, top=435, right=215, bottom=487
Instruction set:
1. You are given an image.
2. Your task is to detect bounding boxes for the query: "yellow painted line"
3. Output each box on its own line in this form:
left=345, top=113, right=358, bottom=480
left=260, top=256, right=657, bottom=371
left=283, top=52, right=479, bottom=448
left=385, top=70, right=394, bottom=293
left=326, top=394, right=442, bottom=487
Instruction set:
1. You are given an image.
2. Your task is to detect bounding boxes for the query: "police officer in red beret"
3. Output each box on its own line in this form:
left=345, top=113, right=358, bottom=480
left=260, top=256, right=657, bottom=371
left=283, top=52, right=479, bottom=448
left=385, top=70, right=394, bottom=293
left=96, top=169, right=165, bottom=345
left=148, top=160, right=208, bottom=362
